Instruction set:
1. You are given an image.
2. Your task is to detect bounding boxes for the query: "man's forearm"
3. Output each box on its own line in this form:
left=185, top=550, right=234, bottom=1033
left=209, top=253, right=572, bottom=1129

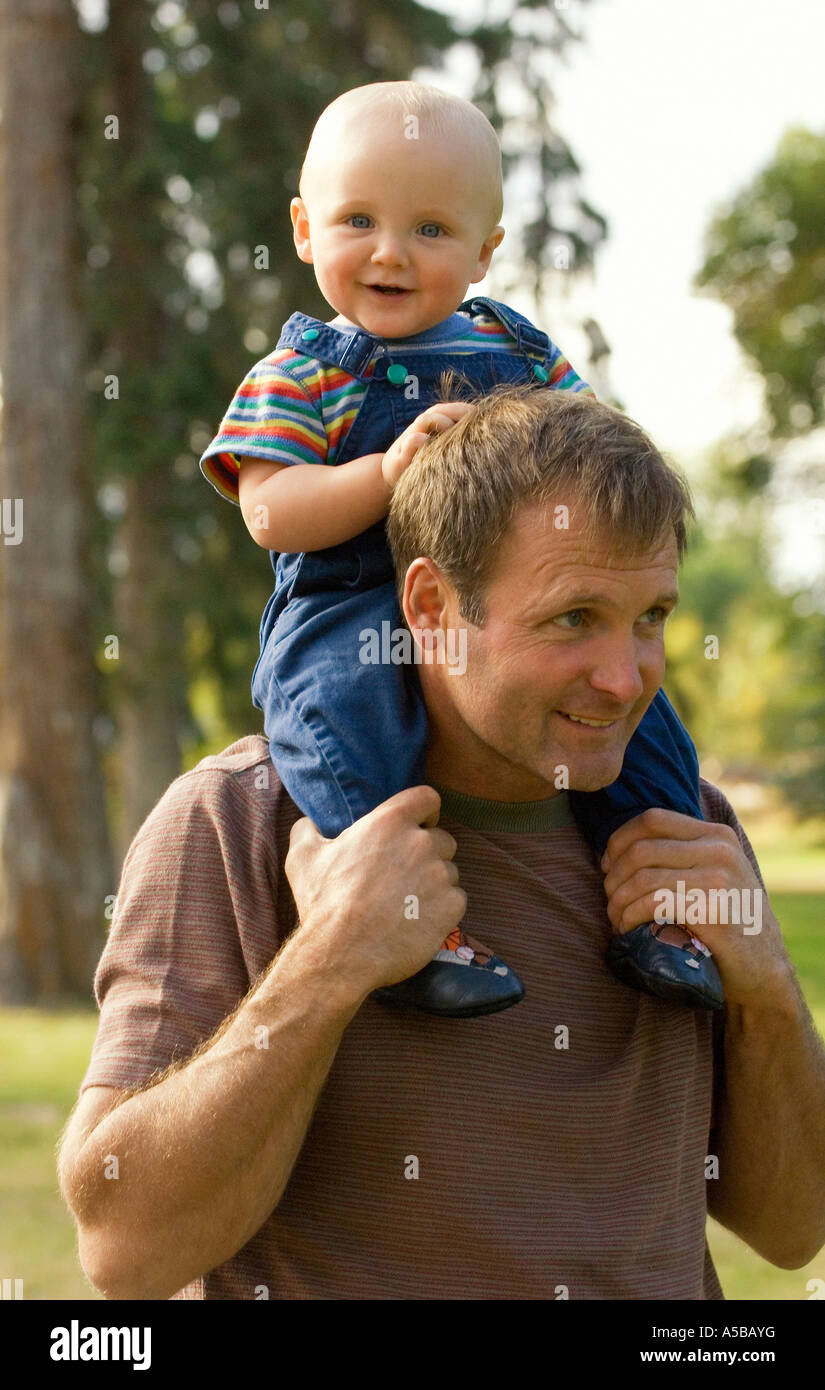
left=67, top=931, right=367, bottom=1299
left=709, top=961, right=825, bottom=1267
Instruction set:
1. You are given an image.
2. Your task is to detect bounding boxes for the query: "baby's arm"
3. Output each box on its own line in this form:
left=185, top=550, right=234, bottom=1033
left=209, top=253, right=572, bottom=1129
left=238, top=402, right=472, bottom=552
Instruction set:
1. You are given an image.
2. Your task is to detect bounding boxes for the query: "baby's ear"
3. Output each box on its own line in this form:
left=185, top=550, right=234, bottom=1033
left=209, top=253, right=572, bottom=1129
left=290, top=198, right=313, bottom=264
left=471, top=224, right=505, bottom=282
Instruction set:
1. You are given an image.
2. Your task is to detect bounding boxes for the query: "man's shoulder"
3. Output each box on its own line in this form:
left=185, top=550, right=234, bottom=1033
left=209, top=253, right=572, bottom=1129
left=163, top=734, right=271, bottom=792
left=698, top=776, right=741, bottom=827
left=133, top=736, right=300, bottom=853
left=168, top=734, right=292, bottom=801
left=186, top=734, right=274, bottom=779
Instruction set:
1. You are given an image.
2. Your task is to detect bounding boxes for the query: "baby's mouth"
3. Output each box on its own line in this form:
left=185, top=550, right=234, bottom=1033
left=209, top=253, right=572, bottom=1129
left=368, top=285, right=411, bottom=296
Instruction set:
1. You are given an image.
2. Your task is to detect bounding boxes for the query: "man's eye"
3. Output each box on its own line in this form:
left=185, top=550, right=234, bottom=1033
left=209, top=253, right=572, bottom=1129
left=348, top=215, right=371, bottom=229
left=642, top=606, right=668, bottom=624
left=419, top=223, right=442, bottom=238
left=554, top=610, right=586, bottom=629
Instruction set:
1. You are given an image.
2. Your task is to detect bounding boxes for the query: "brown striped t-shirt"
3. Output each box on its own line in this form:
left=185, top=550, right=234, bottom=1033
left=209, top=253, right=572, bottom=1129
left=80, top=735, right=761, bottom=1300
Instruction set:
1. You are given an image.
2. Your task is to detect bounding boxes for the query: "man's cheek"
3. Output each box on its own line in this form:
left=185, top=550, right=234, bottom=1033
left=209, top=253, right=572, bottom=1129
left=645, top=640, right=667, bottom=685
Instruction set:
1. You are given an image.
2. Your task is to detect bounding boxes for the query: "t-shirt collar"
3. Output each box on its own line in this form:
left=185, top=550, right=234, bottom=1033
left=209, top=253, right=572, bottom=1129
left=429, top=780, right=576, bottom=832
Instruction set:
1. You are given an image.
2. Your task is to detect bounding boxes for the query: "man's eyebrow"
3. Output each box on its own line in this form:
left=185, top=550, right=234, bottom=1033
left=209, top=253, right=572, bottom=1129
left=546, top=590, right=681, bottom=610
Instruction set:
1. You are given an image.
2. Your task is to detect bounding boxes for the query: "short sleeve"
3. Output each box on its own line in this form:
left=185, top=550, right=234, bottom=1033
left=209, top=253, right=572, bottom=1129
left=546, top=339, right=595, bottom=396
left=79, top=764, right=284, bottom=1095
left=199, top=352, right=329, bottom=504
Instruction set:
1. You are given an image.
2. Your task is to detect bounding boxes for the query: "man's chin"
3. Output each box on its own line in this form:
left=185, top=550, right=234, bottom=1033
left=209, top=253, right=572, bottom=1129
left=563, top=754, right=627, bottom=794
left=548, top=710, right=640, bottom=793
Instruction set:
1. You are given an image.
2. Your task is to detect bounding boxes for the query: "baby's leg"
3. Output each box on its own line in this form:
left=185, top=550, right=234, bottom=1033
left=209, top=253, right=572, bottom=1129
left=253, top=579, right=524, bottom=1018
left=570, top=689, right=724, bottom=1010
left=254, top=580, right=427, bottom=837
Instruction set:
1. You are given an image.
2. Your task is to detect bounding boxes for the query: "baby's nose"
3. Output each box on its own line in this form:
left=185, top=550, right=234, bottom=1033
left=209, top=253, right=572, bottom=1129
left=370, top=231, right=409, bottom=265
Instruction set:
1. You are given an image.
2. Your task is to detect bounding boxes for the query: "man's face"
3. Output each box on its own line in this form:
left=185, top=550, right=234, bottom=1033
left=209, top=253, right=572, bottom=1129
left=290, top=119, right=503, bottom=339
left=415, top=498, right=680, bottom=800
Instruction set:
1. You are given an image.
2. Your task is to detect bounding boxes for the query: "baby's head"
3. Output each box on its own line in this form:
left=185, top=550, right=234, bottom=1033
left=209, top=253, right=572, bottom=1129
left=290, top=82, right=505, bottom=338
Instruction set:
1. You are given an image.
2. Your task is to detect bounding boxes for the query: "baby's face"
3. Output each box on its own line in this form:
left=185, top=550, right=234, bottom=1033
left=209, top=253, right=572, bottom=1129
left=291, top=120, right=504, bottom=338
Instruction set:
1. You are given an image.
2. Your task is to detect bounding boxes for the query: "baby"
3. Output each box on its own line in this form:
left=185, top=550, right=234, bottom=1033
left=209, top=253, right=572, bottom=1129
left=200, top=81, right=723, bottom=1018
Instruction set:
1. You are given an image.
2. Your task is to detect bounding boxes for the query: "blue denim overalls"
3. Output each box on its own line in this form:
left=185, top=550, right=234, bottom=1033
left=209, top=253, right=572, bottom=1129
left=251, top=295, right=703, bottom=848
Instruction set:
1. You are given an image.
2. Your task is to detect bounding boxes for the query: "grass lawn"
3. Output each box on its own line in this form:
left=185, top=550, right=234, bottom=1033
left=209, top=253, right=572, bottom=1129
left=1, top=889, right=823, bottom=1302
left=0, top=1005, right=103, bottom=1300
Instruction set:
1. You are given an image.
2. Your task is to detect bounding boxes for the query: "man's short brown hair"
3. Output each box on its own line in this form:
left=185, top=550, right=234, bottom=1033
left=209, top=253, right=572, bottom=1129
left=386, top=380, right=695, bottom=625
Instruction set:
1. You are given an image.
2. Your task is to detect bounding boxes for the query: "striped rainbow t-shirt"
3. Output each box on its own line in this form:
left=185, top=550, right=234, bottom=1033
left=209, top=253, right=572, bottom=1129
left=200, top=308, right=592, bottom=505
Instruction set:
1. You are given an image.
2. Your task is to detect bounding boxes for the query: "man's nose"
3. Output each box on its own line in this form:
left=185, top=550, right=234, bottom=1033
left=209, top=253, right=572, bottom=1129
left=587, top=634, right=648, bottom=704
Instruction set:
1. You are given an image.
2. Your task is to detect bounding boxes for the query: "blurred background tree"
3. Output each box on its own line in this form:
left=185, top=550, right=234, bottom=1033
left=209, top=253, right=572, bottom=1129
left=696, top=126, right=825, bottom=447
left=663, top=126, right=825, bottom=815
left=0, top=0, right=113, bottom=1003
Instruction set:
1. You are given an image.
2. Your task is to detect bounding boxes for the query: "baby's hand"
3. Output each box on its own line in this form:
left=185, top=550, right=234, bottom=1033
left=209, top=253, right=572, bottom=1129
left=381, top=402, right=474, bottom=491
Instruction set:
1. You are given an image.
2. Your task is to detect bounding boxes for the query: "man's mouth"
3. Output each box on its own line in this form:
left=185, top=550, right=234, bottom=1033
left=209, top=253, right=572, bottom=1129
left=557, top=711, right=619, bottom=728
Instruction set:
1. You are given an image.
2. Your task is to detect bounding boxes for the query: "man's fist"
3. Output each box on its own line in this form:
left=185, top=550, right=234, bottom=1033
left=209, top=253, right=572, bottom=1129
left=601, top=807, right=792, bottom=1007
left=284, top=785, right=467, bottom=1001
left=381, top=402, right=474, bottom=491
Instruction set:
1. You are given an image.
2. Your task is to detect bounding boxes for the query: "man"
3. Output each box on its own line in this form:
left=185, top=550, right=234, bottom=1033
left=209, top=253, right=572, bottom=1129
left=58, top=387, right=825, bottom=1300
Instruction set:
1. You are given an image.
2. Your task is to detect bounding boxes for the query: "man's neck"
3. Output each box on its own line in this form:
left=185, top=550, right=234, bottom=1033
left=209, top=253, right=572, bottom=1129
left=420, top=667, right=562, bottom=802
left=424, top=738, right=560, bottom=804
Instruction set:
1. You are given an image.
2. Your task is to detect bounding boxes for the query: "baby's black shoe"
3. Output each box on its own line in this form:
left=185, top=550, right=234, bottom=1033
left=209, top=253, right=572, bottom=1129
left=607, top=921, right=724, bottom=1010
left=373, top=928, right=524, bottom=1018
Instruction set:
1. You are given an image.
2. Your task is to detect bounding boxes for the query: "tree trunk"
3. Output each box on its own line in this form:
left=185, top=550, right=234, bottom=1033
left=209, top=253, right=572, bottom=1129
left=113, top=477, right=187, bottom=852
left=105, top=2, right=187, bottom=849
left=0, top=0, right=113, bottom=1001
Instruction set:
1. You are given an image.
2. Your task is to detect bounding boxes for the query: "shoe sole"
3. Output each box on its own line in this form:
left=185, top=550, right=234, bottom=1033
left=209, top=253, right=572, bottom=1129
left=607, top=954, right=724, bottom=1011
left=372, top=987, right=525, bottom=1019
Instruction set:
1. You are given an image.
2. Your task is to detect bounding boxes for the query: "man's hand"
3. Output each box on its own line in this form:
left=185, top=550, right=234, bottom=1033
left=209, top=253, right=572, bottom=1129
left=600, top=808, right=795, bottom=1009
left=381, top=402, right=473, bottom=491
left=285, top=785, right=467, bottom=1000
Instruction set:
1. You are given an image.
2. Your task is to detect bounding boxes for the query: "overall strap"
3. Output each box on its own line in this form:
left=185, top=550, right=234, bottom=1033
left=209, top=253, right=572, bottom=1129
left=275, top=312, right=380, bottom=380
left=458, top=296, right=550, bottom=355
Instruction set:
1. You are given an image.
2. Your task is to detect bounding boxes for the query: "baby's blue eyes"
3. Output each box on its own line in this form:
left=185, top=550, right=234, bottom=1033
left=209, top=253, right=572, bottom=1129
left=345, top=217, right=443, bottom=237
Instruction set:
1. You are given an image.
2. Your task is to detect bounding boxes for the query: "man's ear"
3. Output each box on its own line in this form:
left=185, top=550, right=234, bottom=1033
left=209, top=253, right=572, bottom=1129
left=470, top=225, right=505, bottom=284
left=402, top=557, right=453, bottom=644
left=290, top=197, right=314, bottom=264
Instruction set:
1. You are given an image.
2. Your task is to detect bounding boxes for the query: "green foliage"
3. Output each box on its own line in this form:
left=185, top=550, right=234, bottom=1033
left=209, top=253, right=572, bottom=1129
left=696, top=126, right=825, bottom=441
left=685, top=127, right=825, bottom=812
left=665, top=509, right=825, bottom=814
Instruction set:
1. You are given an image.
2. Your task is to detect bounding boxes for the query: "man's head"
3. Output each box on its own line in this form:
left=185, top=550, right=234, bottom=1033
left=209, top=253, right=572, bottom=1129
left=290, top=82, right=505, bottom=338
left=386, top=385, right=694, bottom=799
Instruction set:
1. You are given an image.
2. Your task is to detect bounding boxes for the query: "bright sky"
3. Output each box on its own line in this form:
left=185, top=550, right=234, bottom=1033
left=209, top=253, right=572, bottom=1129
left=536, top=0, right=824, bottom=450
left=423, top=0, right=825, bottom=453
left=417, top=0, right=825, bottom=586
